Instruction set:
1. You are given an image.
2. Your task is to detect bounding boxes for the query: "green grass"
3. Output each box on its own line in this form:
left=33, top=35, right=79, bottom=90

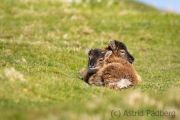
left=0, top=0, right=180, bottom=120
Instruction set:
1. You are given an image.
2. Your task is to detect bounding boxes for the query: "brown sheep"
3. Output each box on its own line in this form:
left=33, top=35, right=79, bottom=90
left=87, top=49, right=141, bottom=90
left=107, top=40, right=141, bottom=83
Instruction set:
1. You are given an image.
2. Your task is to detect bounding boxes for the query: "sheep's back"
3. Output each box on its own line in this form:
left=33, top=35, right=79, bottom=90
left=102, top=63, right=138, bottom=89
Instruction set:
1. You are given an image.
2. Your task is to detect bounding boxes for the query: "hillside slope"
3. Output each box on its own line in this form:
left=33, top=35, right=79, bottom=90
left=0, top=0, right=180, bottom=120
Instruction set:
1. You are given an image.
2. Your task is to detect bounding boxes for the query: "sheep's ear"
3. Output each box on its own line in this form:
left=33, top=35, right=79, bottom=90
left=105, top=51, right=112, bottom=60
left=109, top=40, right=116, bottom=50
left=85, top=48, right=90, bottom=54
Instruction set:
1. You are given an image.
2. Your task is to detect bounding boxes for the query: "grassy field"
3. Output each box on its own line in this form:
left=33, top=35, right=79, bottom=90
left=0, top=0, right=180, bottom=120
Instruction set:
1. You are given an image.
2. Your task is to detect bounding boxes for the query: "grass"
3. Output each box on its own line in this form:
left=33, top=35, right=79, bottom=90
left=0, top=0, right=180, bottom=120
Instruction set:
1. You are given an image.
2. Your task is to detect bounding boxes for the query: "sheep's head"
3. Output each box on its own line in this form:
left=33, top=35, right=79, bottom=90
left=105, top=40, right=135, bottom=64
left=86, top=48, right=112, bottom=73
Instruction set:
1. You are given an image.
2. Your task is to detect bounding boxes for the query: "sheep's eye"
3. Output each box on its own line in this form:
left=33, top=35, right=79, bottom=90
left=98, top=58, right=103, bottom=62
left=120, top=50, right=125, bottom=54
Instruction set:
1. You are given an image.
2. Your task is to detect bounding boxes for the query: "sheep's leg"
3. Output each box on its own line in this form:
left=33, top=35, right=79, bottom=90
left=83, top=72, right=89, bottom=83
left=88, top=74, right=104, bottom=86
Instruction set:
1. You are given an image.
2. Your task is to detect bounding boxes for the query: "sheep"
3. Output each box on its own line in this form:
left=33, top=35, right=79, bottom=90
left=83, top=48, right=106, bottom=84
left=105, top=40, right=141, bottom=83
left=86, top=49, right=141, bottom=90
left=79, top=40, right=136, bottom=83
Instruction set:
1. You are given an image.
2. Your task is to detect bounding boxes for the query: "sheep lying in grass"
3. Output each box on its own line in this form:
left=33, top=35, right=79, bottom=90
left=83, top=48, right=105, bottom=84
left=81, top=40, right=136, bottom=83
left=105, top=40, right=141, bottom=83
left=86, top=49, right=141, bottom=90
